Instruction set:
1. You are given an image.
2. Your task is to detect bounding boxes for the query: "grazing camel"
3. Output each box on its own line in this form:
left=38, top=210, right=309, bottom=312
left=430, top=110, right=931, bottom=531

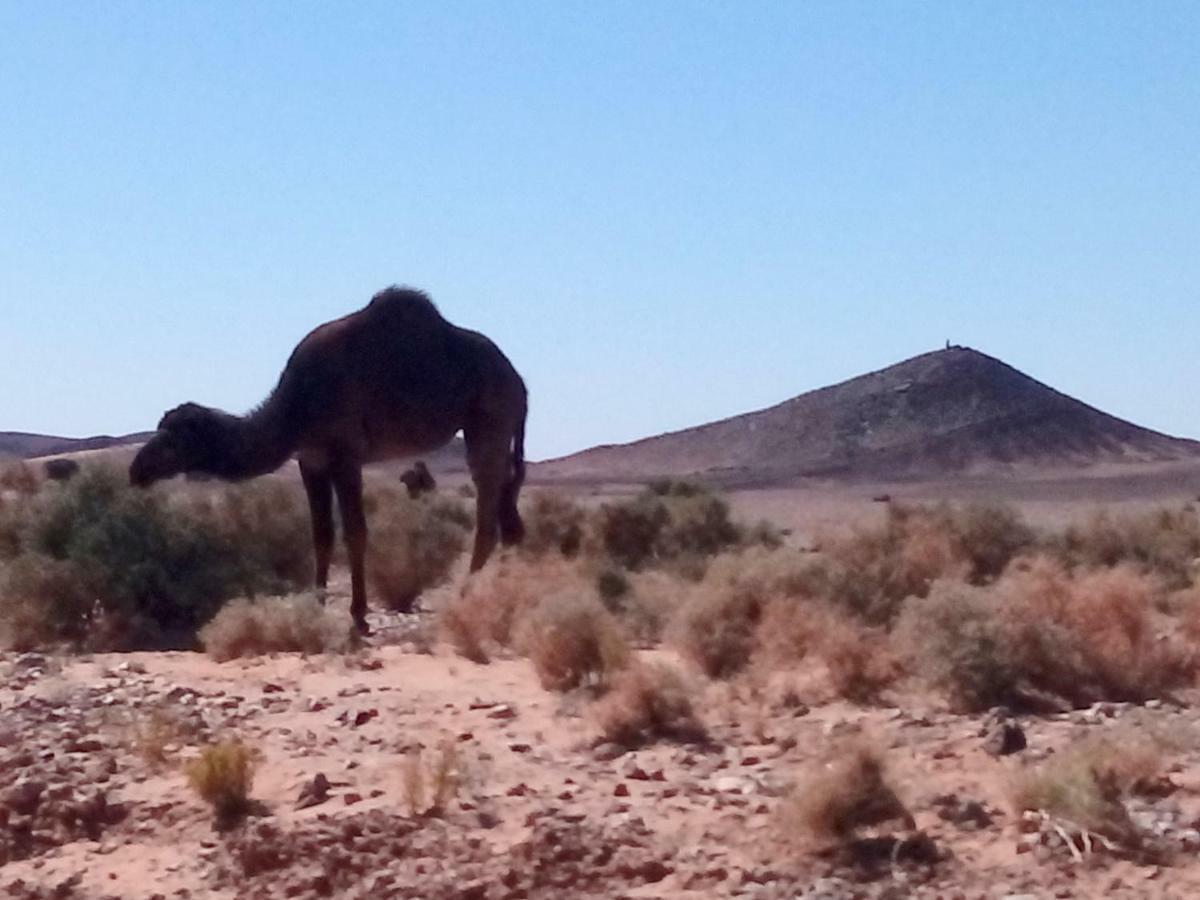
left=130, top=286, right=528, bottom=634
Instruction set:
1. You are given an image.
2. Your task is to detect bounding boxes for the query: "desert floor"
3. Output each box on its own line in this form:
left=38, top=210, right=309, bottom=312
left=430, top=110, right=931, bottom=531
left=5, top=482, right=1200, bottom=900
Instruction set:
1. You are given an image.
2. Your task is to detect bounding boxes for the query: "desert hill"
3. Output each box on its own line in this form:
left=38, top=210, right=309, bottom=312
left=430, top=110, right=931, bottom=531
left=0, top=430, right=154, bottom=460
left=535, top=346, right=1200, bottom=486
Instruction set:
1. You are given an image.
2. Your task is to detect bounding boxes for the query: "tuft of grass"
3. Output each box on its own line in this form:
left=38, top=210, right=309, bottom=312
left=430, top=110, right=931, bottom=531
left=593, top=662, right=705, bottom=747
left=1007, top=732, right=1171, bottom=847
left=186, top=741, right=258, bottom=824
left=780, top=739, right=914, bottom=844
left=402, top=739, right=462, bottom=816
left=519, top=592, right=631, bottom=692
left=130, top=709, right=186, bottom=770
left=199, top=594, right=351, bottom=661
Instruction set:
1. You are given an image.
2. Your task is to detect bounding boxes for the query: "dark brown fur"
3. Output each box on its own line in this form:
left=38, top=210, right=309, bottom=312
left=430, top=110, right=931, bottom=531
left=130, top=287, right=527, bottom=633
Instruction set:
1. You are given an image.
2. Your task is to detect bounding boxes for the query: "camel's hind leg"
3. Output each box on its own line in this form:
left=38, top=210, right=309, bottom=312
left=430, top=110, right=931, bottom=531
left=465, top=429, right=511, bottom=572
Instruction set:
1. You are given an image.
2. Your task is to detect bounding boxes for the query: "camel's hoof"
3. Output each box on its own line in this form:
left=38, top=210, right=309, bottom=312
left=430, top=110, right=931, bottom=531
left=353, top=618, right=372, bottom=637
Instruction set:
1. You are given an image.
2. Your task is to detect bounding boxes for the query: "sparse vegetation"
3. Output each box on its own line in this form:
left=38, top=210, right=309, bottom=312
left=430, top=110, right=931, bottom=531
left=186, top=741, right=259, bottom=825
left=1007, top=731, right=1173, bottom=848
left=521, top=490, right=586, bottom=558
left=596, top=481, right=743, bottom=573
left=0, top=460, right=39, bottom=495
left=519, top=592, right=631, bottom=691
left=364, top=483, right=471, bottom=611
left=401, top=739, right=462, bottom=816
left=593, top=662, right=705, bottom=747
left=199, top=593, right=351, bottom=661
left=780, top=740, right=913, bottom=844
left=0, top=467, right=313, bottom=651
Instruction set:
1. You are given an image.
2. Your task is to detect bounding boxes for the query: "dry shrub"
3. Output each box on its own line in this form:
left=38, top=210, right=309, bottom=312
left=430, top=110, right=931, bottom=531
left=614, top=569, right=686, bottom=645
left=0, top=555, right=97, bottom=651
left=439, top=555, right=584, bottom=661
left=0, top=460, right=38, bottom=494
left=194, top=479, right=314, bottom=589
left=897, top=581, right=1018, bottom=711
left=821, top=503, right=1034, bottom=625
left=780, top=739, right=914, bottom=844
left=1051, top=506, right=1200, bottom=589
left=900, top=560, right=1196, bottom=711
left=518, top=592, right=631, bottom=691
left=1007, top=732, right=1171, bottom=846
left=1000, top=559, right=1194, bottom=706
left=186, top=741, right=258, bottom=824
left=593, top=662, right=705, bottom=747
left=199, top=594, right=350, bottom=661
left=815, top=614, right=902, bottom=703
left=521, top=490, right=586, bottom=558
left=365, top=484, right=470, bottom=612
left=672, top=548, right=825, bottom=679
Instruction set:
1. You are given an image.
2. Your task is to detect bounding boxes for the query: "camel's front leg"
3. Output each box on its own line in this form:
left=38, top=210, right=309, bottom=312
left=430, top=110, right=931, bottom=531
left=331, top=461, right=370, bottom=635
left=299, top=461, right=334, bottom=599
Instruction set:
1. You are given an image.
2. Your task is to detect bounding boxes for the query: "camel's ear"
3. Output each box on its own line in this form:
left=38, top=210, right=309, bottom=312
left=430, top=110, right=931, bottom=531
left=158, top=402, right=206, bottom=433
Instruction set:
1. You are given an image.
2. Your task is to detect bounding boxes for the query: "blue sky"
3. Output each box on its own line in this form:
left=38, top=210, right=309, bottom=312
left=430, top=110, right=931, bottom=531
left=2, top=2, right=1198, bottom=459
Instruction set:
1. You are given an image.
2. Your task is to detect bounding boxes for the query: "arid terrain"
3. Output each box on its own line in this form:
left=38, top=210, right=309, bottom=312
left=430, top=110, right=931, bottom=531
left=5, top=570, right=1200, bottom=900
left=5, top=349, right=1200, bottom=899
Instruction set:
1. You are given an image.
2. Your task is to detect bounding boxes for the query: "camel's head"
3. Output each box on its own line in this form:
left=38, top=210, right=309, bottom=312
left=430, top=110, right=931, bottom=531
left=129, top=402, right=223, bottom=487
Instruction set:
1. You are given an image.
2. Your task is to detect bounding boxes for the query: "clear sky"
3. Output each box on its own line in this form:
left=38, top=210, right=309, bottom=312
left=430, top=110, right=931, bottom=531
left=2, top=2, right=1198, bottom=460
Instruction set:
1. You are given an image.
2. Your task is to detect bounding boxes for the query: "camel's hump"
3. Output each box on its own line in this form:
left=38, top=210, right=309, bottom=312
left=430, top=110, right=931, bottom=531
left=366, top=286, right=445, bottom=322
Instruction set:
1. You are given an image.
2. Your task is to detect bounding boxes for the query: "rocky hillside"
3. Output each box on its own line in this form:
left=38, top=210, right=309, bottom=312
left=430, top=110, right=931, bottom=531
left=535, top=347, right=1200, bottom=485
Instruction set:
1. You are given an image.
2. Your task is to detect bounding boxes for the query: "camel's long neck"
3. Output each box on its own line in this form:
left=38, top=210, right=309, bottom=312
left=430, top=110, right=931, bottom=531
left=210, top=395, right=302, bottom=481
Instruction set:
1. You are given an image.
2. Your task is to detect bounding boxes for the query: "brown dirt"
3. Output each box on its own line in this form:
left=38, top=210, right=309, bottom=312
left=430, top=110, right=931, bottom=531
left=5, top=570, right=1200, bottom=900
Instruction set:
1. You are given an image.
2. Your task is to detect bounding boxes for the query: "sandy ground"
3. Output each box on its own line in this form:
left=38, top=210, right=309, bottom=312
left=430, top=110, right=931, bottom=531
left=6, top=473, right=1200, bottom=899
left=6, top=571, right=1200, bottom=900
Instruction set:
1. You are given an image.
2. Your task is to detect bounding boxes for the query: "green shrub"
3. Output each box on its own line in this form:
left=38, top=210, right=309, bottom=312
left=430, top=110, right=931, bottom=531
left=0, top=467, right=313, bottom=651
left=521, top=490, right=586, bottom=558
left=597, top=481, right=742, bottom=573
left=897, top=581, right=1019, bottom=711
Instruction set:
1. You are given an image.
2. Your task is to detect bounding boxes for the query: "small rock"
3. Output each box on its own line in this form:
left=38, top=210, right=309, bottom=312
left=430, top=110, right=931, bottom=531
left=984, top=721, right=1027, bottom=756
left=295, top=774, right=331, bottom=810
left=593, top=742, right=627, bottom=762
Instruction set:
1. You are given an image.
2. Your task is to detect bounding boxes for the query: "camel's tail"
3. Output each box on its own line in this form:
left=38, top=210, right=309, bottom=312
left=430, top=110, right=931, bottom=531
left=498, top=408, right=526, bottom=546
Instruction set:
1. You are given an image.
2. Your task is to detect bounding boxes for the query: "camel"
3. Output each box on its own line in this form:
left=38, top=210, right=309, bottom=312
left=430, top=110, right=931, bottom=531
left=130, top=286, right=528, bottom=634
left=399, top=460, right=436, bottom=498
